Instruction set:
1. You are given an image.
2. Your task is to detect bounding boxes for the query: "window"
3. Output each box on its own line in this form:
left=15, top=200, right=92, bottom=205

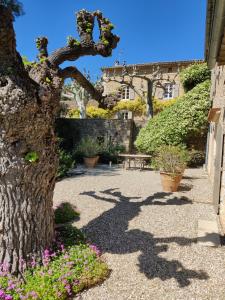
left=122, top=112, right=129, bottom=120
left=163, top=83, right=174, bottom=99
left=119, top=86, right=130, bottom=100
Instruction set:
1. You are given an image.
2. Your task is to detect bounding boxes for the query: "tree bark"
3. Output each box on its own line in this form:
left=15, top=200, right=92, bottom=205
left=0, top=59, right=63, bottom=273
left=0, top=6, right=119, bottom=274
left=146, top=80, right=153, bottom=118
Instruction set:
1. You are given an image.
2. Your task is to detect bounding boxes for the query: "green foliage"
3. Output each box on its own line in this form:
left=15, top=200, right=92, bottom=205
left=153, top=97, right=177, bottom=115
left=55, top=202, right=80, bottom=224
left=152, top=145, right=190, bottom=175
left=22, top=56, right=32, bottom=66
left=113, top=98, right=146, bottom=116
left=180, top=63, right=211, bottom=92
left=1, top=0, right=24, bottom=16
left=24, top=151, right=39, bottom=163
left=56, top=225, right=85, bottom=247
left=0, top=226, right=109, bottom=299
left=67, top=36, right=81, bottom=47
left=100, top=142, right=125, bottom=164
left=187, top=149, right=206, bottom=167
left=57, top=150, right=75, bottom=178
left=135, top=80, right=211, bottom=154
left=76, top=136, right=102, bottom=158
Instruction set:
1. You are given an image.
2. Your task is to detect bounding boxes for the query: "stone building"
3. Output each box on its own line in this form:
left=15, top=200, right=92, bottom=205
left=101, top=60, right=200, bottom=119
left=205, top=0, right=225, bottom=233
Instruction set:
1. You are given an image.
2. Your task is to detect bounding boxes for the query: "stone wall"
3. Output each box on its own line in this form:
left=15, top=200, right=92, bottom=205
left=56, top=118, right=136, bottom=153
left=206, top=63, right=225, bottom=233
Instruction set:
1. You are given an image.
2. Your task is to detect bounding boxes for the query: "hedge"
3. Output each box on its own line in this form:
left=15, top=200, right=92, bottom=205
left=180, top=63, right=211, bottom=92
left=135, top=80, right=211, bottom=154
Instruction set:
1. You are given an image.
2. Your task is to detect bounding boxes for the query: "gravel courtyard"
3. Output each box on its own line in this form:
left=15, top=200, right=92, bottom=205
left=54, top=166, right=225, bottom=300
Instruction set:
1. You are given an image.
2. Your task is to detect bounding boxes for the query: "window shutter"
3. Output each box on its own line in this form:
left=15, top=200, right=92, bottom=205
left=158, top=88, right=164, bottom=99
left=173, top=84, right=179, bottom=98
left=129, top=88, right=135, bottom=100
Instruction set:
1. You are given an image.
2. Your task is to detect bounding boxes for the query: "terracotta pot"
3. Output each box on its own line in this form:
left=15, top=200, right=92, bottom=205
left=160, top=172, right=182, bottom=192
left=84, top=156, right=99, bottom=168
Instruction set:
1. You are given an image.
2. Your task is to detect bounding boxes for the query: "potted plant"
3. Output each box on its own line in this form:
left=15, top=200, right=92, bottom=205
left=153, top=145, right=189, bottom=192
left=76, top=136, right=102, bottom=168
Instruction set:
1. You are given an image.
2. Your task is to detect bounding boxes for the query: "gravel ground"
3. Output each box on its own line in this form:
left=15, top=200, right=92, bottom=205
left=54, top=166, right=225, bottom=300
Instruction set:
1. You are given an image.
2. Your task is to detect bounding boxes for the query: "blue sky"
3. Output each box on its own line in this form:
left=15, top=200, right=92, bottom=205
left=14, top=0, right=207, bottom=80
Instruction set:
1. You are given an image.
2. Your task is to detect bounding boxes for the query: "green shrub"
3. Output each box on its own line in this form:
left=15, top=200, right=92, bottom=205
left=0, top=225, right=109, bottom=299
left=180, top=63, right=211, bottom=92
left=100, top=142, right=126, bottom=163
left=135, top=80, right=211, bottom=154
left=187, top=149, right=206, bottom=167
left=153, top=97, right=177, bottom=115
left=55, top=202, right=80, bottom=224
left=57, top=150, right=75, bottom=178
left=76, top=136, right=102, bottom=157
left=152, top=145, right=190, bottom=175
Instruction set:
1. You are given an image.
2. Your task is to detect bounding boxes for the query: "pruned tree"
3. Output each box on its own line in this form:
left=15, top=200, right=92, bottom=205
left=0, top=1, right=119, bottom=274
left=103, top=64, right=178, bottom=118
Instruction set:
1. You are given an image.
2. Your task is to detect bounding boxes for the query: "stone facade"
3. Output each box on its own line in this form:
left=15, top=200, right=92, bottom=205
left=101, top=60, right=200, bottom=117
left=205, top=0, right=225, bottom=233
left=56, top=118, right=135, bottom=153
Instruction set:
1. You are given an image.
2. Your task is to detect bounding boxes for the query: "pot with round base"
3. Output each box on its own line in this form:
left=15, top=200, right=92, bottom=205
left=84, top=156, right=99, bottom=168
left=160, top=172, right=182, bottom=192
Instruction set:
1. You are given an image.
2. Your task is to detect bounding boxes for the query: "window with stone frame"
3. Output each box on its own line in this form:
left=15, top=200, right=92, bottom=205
left=163, top=83, right=174, bottom=99
left=118, top=86, right=130, bottom=100
left=122, top=111, right=129, bottom=120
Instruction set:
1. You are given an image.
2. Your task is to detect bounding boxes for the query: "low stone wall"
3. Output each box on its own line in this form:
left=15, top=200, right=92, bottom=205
left=56, top=118, right=135, bottom=152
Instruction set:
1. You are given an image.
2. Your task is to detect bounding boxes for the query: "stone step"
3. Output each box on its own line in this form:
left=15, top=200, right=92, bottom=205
left=197, top=219, right=221, bottom=247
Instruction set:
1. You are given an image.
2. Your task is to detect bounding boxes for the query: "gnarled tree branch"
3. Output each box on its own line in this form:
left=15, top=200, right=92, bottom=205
left=48, top=9, right=119, bottom=67
left=59, top=66, right=103, bottom=101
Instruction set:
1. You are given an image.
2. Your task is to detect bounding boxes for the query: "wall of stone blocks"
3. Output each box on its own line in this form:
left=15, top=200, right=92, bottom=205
left=56, top=118, right=136, bottom=153
left=207, top=63, right=225, bottom=234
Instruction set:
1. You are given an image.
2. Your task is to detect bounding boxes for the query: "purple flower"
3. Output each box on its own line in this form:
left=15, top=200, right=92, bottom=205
left=89, top=244, right=101, bottom=256
left=65, top=284, right=72, bottom=295
left=31, top=257, right=36, bottom=268
left=74, top=279, right=80, bottom=285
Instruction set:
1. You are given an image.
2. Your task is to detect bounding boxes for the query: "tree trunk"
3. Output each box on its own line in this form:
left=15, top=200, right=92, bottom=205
left=146, top=80, right=153, bottom=118
left=0, top=6, right=62, bottom=272
left=0, top=59, right=63, bottom=273
left=0, top=5, right=119, bottom=275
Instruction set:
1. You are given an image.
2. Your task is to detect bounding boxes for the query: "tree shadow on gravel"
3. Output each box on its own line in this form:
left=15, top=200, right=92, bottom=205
left=80, top=189, right=208, bottom=287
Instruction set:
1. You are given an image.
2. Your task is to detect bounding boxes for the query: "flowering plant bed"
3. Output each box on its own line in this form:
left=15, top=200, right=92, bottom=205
left=0, top=226, right=108, bottom=300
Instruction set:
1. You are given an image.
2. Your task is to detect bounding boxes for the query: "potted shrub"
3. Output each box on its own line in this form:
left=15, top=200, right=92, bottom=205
left=153, top=145, right=189, bottom=192
left=76, top=136, right=102, bottom=168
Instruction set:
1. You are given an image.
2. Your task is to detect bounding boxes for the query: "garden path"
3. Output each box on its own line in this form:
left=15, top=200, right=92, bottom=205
left=54, top=166, right=225, bottom=300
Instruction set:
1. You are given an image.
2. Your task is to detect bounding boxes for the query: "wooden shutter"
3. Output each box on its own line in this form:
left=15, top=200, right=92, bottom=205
left=173, top=84, right=179, bottom=98
left=129, top=88, right=135, bottom=100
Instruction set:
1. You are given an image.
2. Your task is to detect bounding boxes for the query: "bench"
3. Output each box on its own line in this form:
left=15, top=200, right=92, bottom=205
left=118, top=154, right=152, bottom=170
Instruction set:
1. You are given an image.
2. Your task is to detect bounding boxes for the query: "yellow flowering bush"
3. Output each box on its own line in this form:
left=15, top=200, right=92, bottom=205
left=113, top=98, right=146, bottom=116
left=153, top=98, right=177, bottom=115
left=86, top=106, right=112, bottom=119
